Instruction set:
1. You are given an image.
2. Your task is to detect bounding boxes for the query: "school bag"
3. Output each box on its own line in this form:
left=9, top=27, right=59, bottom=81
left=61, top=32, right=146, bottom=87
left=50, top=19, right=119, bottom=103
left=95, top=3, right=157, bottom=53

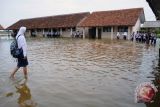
left=10, top=35, right=23, bottom=58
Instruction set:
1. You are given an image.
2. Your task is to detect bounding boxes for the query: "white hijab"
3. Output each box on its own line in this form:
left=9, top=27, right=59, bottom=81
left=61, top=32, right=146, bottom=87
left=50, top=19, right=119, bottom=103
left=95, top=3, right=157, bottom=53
left=15, top=27, right=27, bottom=57
left=16, top=27, right=26, bottom=38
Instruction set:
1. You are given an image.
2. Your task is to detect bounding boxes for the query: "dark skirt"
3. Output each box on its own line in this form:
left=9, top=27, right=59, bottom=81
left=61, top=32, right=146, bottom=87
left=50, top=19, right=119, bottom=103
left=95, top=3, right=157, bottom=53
left=17, top=57, right=28, bottom=67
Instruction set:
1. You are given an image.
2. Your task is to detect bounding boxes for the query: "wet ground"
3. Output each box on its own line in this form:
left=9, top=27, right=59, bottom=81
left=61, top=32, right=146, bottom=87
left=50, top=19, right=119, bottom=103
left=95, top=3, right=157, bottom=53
left=0, top=37, right=160, bottom=107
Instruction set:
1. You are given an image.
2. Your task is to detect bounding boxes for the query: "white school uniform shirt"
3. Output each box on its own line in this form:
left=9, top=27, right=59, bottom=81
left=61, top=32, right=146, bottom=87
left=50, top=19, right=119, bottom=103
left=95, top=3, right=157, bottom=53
left=117, top=32, right=120, bottom=37
left=16, top=27, right=27, bottom=57
left=124, top=32, right=127, bottom=36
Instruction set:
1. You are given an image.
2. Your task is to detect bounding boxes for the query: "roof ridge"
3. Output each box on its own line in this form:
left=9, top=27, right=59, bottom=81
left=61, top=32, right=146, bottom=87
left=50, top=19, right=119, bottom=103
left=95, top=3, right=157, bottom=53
left=92, top=7, right=143, bottom=13
left=21, top=12, right=90, bottom=21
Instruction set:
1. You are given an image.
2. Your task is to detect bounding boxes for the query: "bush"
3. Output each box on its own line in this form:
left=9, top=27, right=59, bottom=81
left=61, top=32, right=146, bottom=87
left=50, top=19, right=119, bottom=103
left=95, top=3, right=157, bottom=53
left=157, top=34, right=160, bottom=38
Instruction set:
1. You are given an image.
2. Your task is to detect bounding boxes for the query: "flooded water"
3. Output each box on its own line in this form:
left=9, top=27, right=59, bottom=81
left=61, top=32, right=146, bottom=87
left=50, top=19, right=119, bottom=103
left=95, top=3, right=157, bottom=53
left=0, top=37, right=160, bottom=107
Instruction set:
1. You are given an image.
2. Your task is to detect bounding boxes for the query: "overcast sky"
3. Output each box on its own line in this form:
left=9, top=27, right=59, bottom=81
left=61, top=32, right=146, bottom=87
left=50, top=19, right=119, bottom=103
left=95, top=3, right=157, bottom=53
left=1, top=0, right=156, bottom=28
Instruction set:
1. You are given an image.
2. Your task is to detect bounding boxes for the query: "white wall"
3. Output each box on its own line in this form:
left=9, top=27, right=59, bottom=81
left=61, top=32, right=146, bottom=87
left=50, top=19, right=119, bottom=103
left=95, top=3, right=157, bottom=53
left=77, top=27, right=89, bottom=38
left=84, top=27, right=89, bottom=38
left=62, top=29, right=72, bottom=37
left=101, top=27, right=118, bottom=39
left=102, top=32, right=111, bottom=39
left=25, top=30, right=31, bottom=37
left=37, top=32, right=43, bottom=37
left=26, top=30, right=44, bottom=37
left=132, top=18, right=141, bottom=33
left=101, top=26, right=133, bottom=40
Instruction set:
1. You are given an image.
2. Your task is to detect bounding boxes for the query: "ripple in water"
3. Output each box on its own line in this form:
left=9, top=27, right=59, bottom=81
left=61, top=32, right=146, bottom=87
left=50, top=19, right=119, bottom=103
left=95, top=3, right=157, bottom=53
left=0, top=38, right=159, bottom=107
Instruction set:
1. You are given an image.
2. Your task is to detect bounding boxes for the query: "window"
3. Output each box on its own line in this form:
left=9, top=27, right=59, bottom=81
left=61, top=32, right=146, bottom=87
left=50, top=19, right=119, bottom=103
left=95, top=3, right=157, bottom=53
left=118, top=26, right=128, bottom=32
left=72, top=27, right=76, bottom=31
left=67, top=28, right=70, bottom=31
left=37, top=29, right=42, bottom=32
left=103, top=27, right=111, bottom=32
left=62, top=28, right=66, bottom=31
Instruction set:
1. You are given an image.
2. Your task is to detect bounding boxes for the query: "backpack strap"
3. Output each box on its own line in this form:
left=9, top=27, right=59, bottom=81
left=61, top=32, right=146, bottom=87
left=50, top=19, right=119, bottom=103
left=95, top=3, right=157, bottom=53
left=16, top=35, right=21, bottom=41
left=16, top=35, right=21, bottom=44
left=15, top=35, right=21, bottom=48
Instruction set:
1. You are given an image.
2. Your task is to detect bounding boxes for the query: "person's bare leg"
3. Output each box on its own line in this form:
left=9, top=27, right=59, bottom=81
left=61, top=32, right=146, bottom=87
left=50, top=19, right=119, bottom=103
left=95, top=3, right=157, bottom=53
left=23, top=66, right=28, bottom=79
left=10, top=67, right=20, bottom=78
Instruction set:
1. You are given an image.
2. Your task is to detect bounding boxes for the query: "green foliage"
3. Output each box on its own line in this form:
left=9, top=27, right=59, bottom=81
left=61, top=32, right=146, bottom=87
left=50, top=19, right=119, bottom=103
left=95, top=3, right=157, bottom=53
left=157, top=34, right=160, bottom=38
left=155, top=28, right=160, bottom=38
left=155, top=28, right=160, bottom=33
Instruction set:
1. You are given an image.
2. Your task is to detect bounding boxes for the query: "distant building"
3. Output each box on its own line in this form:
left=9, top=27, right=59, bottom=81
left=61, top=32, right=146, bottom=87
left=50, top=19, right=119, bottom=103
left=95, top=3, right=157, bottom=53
left=78, top=8, right=145, bottom=40
left=7, top=8, right=145, bottom=40
left=0, top=24, right=6, bottom=36
left=7, top=12, right=90, bottom=38
left=0, top=24, right=4, bottom=30
left=141, top=21, right=160, bottom=30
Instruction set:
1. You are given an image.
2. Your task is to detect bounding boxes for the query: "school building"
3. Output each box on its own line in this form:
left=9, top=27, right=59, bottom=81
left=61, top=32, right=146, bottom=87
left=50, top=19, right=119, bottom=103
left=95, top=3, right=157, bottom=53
left=7, top=8, right=145, bottom=40
left=79, top=8, right=145, bottom=40
left=0, top=24, right=7, bottom=36
left=7, top=12, right=90, bottom=38
left=0, top=24, right=4, bottom=30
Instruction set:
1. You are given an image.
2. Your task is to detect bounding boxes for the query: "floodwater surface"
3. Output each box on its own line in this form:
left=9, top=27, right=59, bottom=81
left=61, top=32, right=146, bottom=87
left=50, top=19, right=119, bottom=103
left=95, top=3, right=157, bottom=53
left=0, top=37, right=160, bottom=107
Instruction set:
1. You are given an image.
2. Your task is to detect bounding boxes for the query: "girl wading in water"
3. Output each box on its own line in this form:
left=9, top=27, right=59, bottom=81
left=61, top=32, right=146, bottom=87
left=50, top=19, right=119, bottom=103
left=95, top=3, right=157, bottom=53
left=10, top=27, right=28, bottom=79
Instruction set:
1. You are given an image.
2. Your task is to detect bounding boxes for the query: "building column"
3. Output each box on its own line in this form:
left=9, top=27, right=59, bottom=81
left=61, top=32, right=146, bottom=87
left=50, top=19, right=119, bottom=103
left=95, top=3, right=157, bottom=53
left=28, top=30, right=31, bottom=37
left=8, top=30, right=10, bottom=37
left=42, top=29, right=45, bottom=37
left=35, top=29, right=37, bottom=37
left=133, top=27, right=136, bottom=42
left=60, top=28, right=63, bottom=36
left=128, top=27, right=131, bottom=40
left=51, top=29, right=53, bottom=37
left=111, top=27, right=114, bottom=40
left=96, top=27, right=98, bottom=39
left=70, top=28, right=73, bottom=37
left=82, top=27, right=85, bottom=39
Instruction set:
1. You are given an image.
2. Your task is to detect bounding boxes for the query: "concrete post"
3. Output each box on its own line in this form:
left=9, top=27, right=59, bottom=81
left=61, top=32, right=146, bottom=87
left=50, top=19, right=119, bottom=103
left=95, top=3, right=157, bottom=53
left=8, top=30, right=10, bottom=38
left=60, top=28, right=63, bottom=36
left=35, top=29, right=37, bottom=37
left=51, top=29, right=53, bottom=37
left=111, top=27, right=113, bottom=40
left=70, top=28, right=73, bottom=37
left=28, top=30, right=31, bottom=37
left=128, top=27, right=131, bottom=40
left=96, top=27, right=98, bottom=39
left=42, top=29, right=45, bottom=37
left=83, top=27, right=85, bottom=39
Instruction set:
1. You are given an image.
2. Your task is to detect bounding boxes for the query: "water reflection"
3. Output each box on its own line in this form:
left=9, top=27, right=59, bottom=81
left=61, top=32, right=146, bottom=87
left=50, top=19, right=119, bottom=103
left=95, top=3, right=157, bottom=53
left=15, top=79, right=37, bottom=107
left=0, top=38, right=159, bottom=107
left=5, top=78, right=37, bottom=107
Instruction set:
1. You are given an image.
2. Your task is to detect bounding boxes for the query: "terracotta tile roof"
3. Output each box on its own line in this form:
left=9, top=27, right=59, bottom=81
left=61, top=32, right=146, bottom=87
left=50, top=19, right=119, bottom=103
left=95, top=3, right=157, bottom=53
left=7, top=12, right=90, bottom=30
left=0, top=24, right=4, bottom=30
left=79, top=8, right=144, bottom=27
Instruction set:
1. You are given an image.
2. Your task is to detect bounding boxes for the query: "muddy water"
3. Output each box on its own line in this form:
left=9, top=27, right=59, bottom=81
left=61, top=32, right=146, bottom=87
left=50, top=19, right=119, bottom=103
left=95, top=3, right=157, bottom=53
left=0, top=37, right=159, bottom=107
